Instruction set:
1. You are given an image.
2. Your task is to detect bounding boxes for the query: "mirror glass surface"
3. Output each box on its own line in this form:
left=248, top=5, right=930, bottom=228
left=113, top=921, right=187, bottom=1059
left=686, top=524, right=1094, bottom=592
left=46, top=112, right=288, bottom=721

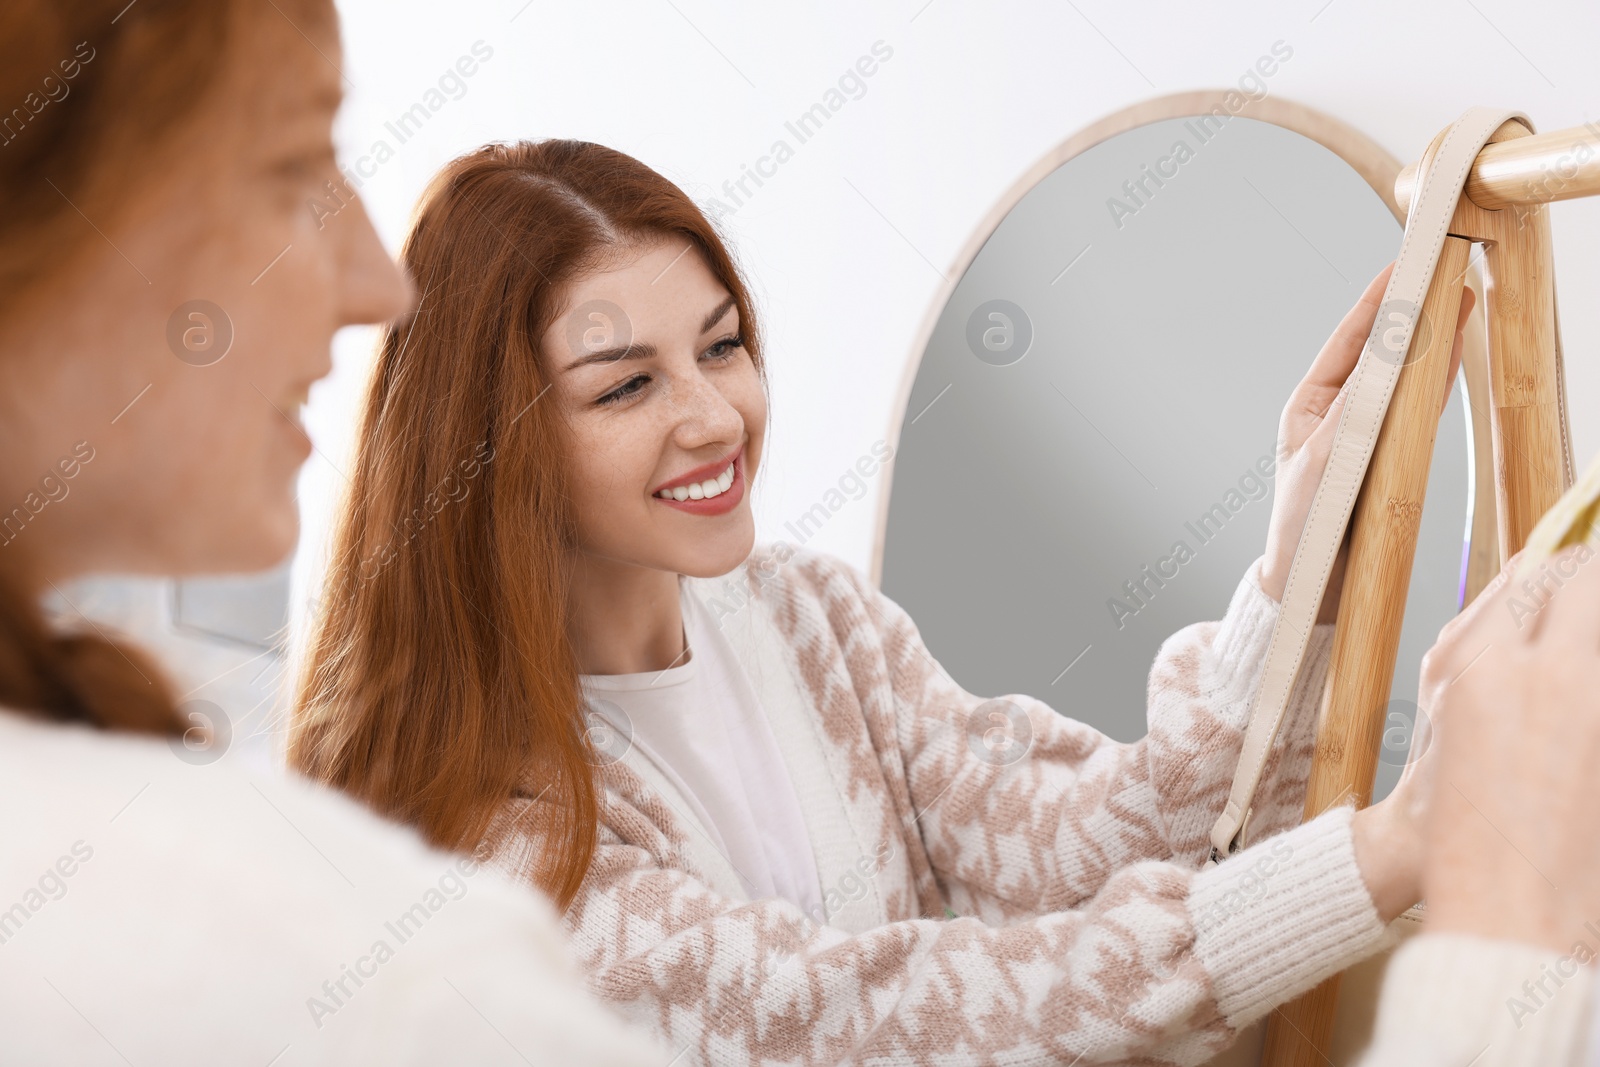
left=881, top=114, right=1470, bottom=802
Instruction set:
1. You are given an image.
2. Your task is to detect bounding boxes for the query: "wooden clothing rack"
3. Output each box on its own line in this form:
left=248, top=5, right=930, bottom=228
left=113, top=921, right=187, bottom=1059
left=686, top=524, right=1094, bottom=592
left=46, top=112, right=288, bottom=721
left=1260, top=114, right=1586, bottom=1065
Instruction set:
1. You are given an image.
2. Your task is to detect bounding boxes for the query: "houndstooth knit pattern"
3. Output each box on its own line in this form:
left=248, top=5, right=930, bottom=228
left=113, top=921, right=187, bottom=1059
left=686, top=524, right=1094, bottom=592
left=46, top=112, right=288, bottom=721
left=486, top=543, right=1389, bottom=1065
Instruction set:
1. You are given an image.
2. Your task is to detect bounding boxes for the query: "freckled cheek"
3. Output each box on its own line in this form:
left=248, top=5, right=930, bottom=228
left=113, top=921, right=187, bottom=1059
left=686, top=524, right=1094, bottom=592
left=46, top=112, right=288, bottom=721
left=570, top=431, right=657, bottom=509
left=730, top=375, right=768, bottom=471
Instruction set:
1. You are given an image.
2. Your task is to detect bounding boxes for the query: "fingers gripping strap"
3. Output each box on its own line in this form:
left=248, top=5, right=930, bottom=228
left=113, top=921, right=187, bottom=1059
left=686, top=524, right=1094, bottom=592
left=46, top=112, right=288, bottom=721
left=1208, top=107, right=1531, bottom=863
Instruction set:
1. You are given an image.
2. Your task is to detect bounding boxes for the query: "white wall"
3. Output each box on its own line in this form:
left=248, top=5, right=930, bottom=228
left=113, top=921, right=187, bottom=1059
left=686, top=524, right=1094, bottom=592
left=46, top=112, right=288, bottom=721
left=298, top=0, right=1600, bottom=611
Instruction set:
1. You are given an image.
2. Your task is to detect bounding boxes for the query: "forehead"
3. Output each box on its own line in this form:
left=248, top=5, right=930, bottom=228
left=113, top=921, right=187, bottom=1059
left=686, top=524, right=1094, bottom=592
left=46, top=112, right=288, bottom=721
left=102, top=8, right=343, bottom=246
left=559, top=239, right=726, bottom=319
left=216, top=8, right=343, bottom=145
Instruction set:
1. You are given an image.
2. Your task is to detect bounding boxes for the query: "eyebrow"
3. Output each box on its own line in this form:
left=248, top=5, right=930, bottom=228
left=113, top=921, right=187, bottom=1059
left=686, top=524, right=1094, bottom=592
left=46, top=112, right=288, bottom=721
left=562, top=296, right=738, bottom=373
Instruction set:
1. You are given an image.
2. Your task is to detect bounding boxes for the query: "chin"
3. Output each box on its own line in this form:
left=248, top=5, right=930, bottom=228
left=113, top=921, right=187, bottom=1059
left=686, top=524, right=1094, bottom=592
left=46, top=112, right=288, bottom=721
left=250, top=507, right=301, bottom=571
left=194, top=501, right=299, bottom=576
left=674, top=523, right=756, bottom=580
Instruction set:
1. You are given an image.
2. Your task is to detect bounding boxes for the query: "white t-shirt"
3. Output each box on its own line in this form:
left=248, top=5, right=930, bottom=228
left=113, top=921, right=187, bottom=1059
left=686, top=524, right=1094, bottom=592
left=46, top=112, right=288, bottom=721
left=0, top=706, right=667, bottom=1067
left=583, top=575, right=824, bottom=919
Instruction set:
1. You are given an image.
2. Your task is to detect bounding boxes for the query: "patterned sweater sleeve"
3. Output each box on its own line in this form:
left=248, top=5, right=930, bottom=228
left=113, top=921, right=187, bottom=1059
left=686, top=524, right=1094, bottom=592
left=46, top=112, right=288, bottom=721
left=783, top=548, right=1393, bottom=1030
left=797, top=547, right=1339, bottom=918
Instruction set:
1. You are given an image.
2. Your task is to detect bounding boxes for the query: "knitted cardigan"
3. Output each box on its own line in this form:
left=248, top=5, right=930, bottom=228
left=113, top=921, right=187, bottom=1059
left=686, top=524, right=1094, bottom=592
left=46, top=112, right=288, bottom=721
left=487, top=542, right=1391, bottom=1065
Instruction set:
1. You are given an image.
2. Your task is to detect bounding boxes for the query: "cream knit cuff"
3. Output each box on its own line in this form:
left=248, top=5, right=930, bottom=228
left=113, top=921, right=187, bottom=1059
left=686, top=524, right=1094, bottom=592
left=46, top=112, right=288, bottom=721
left=1207, top=556, right=1280, bottom=705
left=1208, top=555, right=1336, bottom=715
left=1188, top=804, right=1387, bottom=1028
left=1355, top=932, right=1597, bottom=1067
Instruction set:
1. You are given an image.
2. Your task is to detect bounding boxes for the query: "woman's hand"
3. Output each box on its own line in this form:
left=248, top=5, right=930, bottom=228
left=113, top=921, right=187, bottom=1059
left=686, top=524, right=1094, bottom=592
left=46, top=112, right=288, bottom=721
left=1410, top=543, right=1600, bottom=950
left=1258, top=262, right=1476, bottom=623
left=1343, top=548, right=1528, bottom=923
left=1349, top=543, right=1600, bottom=937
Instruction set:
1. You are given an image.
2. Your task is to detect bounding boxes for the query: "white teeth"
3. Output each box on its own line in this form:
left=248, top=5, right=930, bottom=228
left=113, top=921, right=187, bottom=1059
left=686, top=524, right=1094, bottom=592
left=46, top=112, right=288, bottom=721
left=658, top=461, right=736, bottom=502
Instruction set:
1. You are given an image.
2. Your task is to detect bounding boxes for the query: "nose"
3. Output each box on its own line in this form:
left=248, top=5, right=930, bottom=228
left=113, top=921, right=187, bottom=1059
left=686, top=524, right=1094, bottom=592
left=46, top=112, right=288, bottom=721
left=668, top=365, right=744, bottom=451
left=334, top=194, right=417, bottom=328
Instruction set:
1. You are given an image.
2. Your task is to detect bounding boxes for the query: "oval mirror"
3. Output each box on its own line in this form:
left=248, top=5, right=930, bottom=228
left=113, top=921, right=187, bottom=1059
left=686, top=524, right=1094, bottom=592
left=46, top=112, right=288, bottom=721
left=874, top=92, right=1496, bottom=805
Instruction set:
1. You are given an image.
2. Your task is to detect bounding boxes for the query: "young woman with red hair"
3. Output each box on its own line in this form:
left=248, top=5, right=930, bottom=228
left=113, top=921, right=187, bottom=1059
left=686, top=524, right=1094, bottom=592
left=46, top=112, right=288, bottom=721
left=292, top=138, right=1480, bottom=1064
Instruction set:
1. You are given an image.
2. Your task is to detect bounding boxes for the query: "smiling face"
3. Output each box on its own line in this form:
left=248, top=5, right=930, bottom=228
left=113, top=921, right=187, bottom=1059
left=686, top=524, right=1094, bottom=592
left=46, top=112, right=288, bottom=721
left=543, top=236, right=766, bottom=580
left=0, top=3, right=412, bottom=582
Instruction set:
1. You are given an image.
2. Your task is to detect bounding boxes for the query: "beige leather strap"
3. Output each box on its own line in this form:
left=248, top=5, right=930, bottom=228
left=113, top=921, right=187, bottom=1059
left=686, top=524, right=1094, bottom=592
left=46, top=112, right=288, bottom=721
left=1208, top=107, right=1531, bottom=864
left=1552, top=281, right=1576, bottom=488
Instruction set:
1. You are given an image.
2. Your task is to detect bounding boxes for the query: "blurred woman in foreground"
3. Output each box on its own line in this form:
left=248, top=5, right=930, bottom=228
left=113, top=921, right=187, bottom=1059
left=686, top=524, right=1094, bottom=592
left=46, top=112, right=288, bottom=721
left=0, top=3, right=663, bottom=1064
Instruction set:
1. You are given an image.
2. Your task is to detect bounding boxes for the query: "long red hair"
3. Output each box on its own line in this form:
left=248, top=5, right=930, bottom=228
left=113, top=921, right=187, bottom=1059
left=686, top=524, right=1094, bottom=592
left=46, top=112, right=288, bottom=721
left=289, top=140, right=767, bottom=909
